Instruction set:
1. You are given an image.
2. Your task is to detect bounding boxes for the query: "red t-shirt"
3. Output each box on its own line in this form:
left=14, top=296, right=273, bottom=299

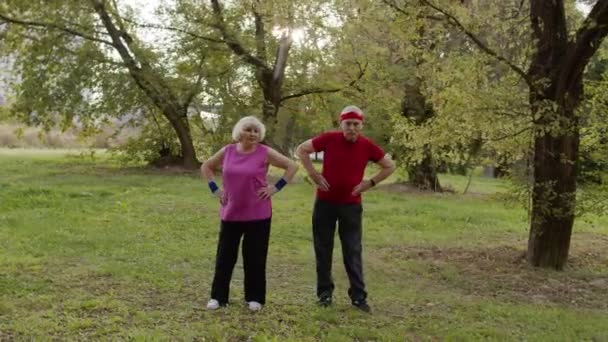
left=312, top=131, right=385, bottom=204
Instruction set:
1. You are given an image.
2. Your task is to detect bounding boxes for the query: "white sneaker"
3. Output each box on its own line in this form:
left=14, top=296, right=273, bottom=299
left=247, top=301, right=262, bottom=311
left=206, top=299, right=220, bottom=310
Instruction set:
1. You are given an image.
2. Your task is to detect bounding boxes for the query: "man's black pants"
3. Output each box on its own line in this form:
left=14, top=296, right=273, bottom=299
left=312, top=199, right=366, bottom=302
left=210, top=218, right=271, bottom=305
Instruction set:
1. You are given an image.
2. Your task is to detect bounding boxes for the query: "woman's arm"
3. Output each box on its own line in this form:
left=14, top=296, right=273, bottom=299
left=257, top=147, right=299, bottom=199
left=200, top=147, right=226, bottom=182
left=201, top=147, right=226, bottom=203
left=267, top=148, right=299, bottom=183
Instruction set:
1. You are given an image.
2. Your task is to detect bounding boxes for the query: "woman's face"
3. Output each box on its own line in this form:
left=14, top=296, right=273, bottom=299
left=240, top=124, right=260, bottom=144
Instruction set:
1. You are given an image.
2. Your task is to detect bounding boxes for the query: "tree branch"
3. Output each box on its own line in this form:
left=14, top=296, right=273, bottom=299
left=418, top=0, right=534, bottom=89
left=90, top=0, right=139, bottom=69
left=89, top=0, right=181, bottom=117
left=210, top=0, right=271, bottom=71
left=381, top=0, right=409, bottom=16
left=484, top=126, right=532, bottom=142
left=280, top=62, right=367, bottom=103
left=471, top=106, right=533, bottom=120
left=109, top=0, right=130, bottom=40
left=0, top=12, right=114, bottom=46
left=183, top=68, right=231, bottom=111
left=558, top=1, right=608, bottom=96
left=56, top=18, right=109, bottom=38
left=271, top=3, right=294, bottom=84
left=182, top=57, right=207, bottom=109
left=118, top=16, right=225, bottom=44
left=381, top=0, right=454, bottom=22
left=273, top=34, right=293, bottom=84
left=56, top=41, right=125, bottom=67
left=252, top=4, right=268, bottom=61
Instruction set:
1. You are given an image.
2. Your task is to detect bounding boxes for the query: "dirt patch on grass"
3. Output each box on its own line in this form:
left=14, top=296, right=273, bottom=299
left=378, top=183, right=443, bottom=194
left=376, top=183, right=482, bottom=197
left=378, top=233, right=608, bottom=310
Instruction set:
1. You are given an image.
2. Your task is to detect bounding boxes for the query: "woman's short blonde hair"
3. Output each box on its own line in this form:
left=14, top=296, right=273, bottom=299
left=232, top=116, right=266, bottom=142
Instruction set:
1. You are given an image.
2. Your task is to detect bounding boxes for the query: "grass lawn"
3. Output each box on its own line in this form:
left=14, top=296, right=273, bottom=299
left=1, top=149, right=607, bottom=340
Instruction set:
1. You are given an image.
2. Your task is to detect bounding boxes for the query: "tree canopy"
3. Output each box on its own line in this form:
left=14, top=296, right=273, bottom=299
left=1, top=0, right=607, bottom=269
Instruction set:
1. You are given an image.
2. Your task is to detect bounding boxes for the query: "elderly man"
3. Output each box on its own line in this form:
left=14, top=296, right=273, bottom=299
left=296, top=105, right=396, bottom=313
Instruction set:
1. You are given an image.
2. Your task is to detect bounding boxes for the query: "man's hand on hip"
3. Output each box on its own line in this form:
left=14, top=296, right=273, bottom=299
left=310, top=172, right=330, bottom=191
left=351, top=180, right=373, bottom=196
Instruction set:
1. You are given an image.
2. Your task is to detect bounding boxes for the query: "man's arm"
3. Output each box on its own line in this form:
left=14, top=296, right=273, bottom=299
left=296, top=139, right=329, bottom=191
left=295, top=140, right=316, bottom=175
left=352, top=156, right=396, bottom=195
left=370, top=156, right=396, bottom=185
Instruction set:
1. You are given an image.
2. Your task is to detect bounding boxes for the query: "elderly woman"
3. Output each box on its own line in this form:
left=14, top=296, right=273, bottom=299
left=201, top=116, right=298, bottom=311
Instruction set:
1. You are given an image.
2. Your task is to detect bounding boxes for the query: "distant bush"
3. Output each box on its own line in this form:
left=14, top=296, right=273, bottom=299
left=0, top=123, right=136, bottom=149
left=0, top=125, right=19, bottom=147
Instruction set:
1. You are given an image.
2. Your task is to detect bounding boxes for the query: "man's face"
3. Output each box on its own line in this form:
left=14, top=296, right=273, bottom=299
left=340, top=119, right=363, bottom=142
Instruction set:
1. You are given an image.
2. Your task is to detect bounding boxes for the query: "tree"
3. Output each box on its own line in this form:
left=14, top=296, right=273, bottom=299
left=0, top=0, right=224, bottom=168
left=414, top=0, right=608, bottom=269
left=394, top=6, right=444, bottom=191
left=381, top=1, right=532, bottom=191
left=523, top=0, right=608, bottom=269
left=207, top=0, right=365, bottom=152
left=316, top=0, right=443, bottom=190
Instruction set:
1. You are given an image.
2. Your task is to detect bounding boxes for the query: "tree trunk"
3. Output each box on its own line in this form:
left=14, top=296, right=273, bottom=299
left=166, top=113, right=200, bottom=169
left=259, top=68, right=280, bottom=123
left=524, top=0, right=608, bottom=269
left=415, top=0, right=608, bottom=270
left=259, top=75, right=291, bottom=154
left=527, top=85, right=580, bottom=268
left=276, top=112, right=297, bottom=156
left=91, top=0, right=200, bottom=169
left=261, top=93, right=287, bottom=154
left=402, top=79, right=442, bottom=191
left=528, top=128, right=579, bottom=268
left=259, top=33, right=292, bottom=154
left=407, top=149, right=441, bottom=191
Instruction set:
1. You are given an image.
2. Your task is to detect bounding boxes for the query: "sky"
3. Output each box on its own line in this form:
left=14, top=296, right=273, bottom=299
left=124, top=0, right=161, bottom=20
left=123, top=0, right=309, bottom=45
left=576, top=1, right=592, bottom=15
left=127, top=0, right=595, bottom=18
left=124, top=0, right=596, bottom=43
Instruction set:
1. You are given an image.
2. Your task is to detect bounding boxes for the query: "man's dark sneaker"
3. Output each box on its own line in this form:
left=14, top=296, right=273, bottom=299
left=352, top=299, right=371, bottom=313
left=318, top=295, right=332, bottom=307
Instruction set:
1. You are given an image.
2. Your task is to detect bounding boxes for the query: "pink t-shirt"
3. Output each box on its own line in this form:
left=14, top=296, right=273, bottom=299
left=220, top=144, right=272, bottom=221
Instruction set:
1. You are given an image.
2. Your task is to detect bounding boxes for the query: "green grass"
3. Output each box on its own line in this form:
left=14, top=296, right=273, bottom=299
left=1, top=149, right=607, bottom=340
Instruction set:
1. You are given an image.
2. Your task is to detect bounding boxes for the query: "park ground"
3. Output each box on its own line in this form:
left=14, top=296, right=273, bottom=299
left=1, top=149, right=607, bottom=340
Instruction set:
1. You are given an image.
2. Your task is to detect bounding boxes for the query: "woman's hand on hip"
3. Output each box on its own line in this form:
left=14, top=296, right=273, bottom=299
left=214, top=189, right=227, bottom=205
left=257, top=185, right=278, bottom=200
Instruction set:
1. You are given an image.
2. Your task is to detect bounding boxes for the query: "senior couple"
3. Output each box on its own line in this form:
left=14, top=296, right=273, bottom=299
left=200, top=105, right=396, bottom=313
